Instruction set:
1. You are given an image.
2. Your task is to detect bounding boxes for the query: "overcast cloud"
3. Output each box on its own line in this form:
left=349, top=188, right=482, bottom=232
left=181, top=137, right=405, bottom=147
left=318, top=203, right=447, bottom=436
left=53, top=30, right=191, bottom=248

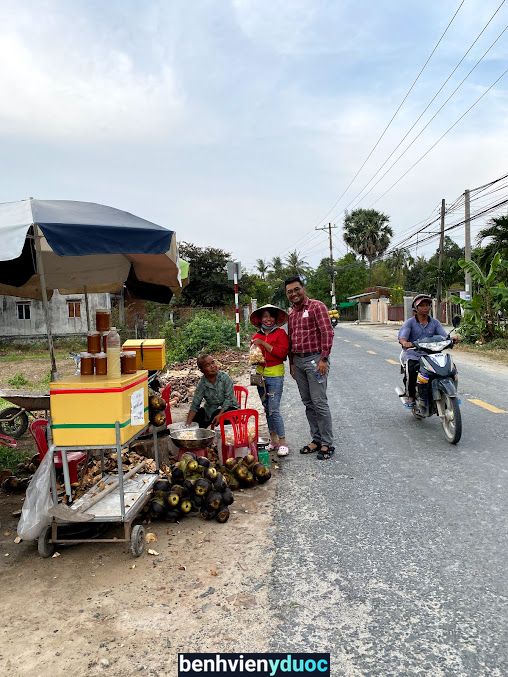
left=1, top=0, right=507, bottom=268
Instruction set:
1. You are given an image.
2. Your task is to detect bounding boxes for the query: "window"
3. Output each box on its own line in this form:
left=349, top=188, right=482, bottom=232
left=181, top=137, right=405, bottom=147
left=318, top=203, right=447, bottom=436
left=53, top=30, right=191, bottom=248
left=67, top=301, right=81, bottom=319
left=16, top=302, right=31, bottom=320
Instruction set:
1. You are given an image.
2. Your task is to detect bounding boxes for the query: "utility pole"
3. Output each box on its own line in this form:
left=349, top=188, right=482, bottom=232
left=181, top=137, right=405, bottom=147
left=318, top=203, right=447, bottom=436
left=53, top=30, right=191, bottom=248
left=316, top=222, right=337, bottom=308
left=464, top=189, right=472, bottom=299
left=436, top=198, right=445, bottom=322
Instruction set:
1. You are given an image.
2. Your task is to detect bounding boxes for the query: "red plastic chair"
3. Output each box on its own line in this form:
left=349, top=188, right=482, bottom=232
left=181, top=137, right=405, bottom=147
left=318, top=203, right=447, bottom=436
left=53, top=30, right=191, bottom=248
left=29, top=419, right=86, bottom=485
left=161, top=384, right=173, bottom=425
left=219, top=409, right=259, bottom=462
left=233, top=385, right=249, bottom=408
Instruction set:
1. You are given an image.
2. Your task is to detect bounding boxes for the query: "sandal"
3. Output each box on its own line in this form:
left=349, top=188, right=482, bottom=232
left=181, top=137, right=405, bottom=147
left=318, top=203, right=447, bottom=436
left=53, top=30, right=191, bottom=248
left=277, top=445, right=289, bottom=457
left=300, top=441, right=321, bottom=455
left=317, top=446, right=335, bottom=460
left=265, top=442, right=278, bottom=451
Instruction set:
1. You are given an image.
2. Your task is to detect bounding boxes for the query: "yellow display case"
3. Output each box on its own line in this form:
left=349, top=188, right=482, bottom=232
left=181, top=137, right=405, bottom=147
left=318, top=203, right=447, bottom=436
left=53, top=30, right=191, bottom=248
left=50, top=371, right=148, bottom=446
left=121, top=339, right=166, bottom=371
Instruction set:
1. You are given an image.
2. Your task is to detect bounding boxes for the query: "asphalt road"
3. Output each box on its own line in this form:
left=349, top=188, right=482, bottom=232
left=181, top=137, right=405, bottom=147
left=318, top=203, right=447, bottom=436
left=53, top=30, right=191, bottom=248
left=270, top=323, right=507, bottom=676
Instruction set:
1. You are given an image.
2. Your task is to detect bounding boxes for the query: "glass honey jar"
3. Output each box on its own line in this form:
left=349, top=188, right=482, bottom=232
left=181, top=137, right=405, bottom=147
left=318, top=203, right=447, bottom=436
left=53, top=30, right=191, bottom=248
left=80, top=352, right=94, bottom=376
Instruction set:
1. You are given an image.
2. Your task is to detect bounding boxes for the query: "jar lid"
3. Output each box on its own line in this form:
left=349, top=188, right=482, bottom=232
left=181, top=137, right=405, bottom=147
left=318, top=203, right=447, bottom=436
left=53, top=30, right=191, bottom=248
left=87, top=331, right=100, bottom=336
left=95, top=352, right=107, bottom=358
left=80, top=352, right=93, bottom=357
left=124, top=351, right=136, bottom=356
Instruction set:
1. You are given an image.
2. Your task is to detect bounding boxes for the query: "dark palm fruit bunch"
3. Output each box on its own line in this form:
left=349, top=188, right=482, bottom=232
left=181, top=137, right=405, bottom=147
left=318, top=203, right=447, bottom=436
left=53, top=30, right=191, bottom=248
left=165, top=509, right=180, bottom=523
left=207, top=491, right=223, bottom=511
left=149, top=394, right=166, bottom=411
left=150, top=411, right=166, bottom=427
left=205, top=466, right=218, bottom=482
left=200, top=509, right=218, bottom=521
left=222, top=487, right=234, bottom=506
left=197, top=457, right=211, bottom=469
left=242, top=471, right=256, bottom=488
left=150, top=496, right=165, bottom=516
left=195, top=478, right=211, bottom=497
left=242, top=454, right=256, bottom=467
left=224, top=458, right=237, bottom=471
left=171, top=467, right=185, bottom=484
left=153, top=478, right=171, bottom=493
left=213, top=473, right=227, bottom=493
left=256, top=469, right=271, bottom=484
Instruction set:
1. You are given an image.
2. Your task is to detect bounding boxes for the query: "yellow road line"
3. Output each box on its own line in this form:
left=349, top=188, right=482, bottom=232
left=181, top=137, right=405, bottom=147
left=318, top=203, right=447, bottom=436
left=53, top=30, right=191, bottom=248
left=386, top=358, right=399, bottom=365
left=367, top=350, right=377, bottom=355
left=467, top=398, right=507, bottom=414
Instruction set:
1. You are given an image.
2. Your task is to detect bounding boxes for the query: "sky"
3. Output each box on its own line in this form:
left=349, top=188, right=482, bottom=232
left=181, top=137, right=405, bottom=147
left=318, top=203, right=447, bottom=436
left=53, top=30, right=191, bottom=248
left=1, top=0, right=507, bottom=272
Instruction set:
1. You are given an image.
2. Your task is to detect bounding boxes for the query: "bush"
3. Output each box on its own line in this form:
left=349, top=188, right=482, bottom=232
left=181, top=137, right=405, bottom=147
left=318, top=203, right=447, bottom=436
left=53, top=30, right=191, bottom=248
left=7, top=373, right=29, bottom=388
left=164, top=311, right=240, bottom=363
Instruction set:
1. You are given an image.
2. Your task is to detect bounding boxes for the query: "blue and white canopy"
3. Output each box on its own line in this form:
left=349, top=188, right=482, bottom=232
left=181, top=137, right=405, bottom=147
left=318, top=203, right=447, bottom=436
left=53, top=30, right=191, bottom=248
left=0, top=198, right=181, bottom=302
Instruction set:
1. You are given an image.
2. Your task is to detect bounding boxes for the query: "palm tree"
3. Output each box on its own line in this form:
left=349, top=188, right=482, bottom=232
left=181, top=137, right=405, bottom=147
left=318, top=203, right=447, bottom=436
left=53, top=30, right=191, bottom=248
left=285, top=250, right=309, bottom=277
left=256, top=259, right=269, bottom=280
left=271, top=256, right=284, bottom=278
left=476, top=214, right=508, bottom=269
left=343, top=208, right=393, bottom=281
left=386, top=248, right=414, bottom=285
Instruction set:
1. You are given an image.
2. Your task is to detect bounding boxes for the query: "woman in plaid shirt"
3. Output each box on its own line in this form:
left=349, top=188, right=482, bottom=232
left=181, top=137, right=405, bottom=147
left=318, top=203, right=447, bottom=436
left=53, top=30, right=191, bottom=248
left=285, top=276, right=335, bottom=460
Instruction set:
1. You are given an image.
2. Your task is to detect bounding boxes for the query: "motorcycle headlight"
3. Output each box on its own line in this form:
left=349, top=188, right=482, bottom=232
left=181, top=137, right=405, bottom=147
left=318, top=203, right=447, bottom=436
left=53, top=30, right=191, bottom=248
left=418, top=340, right=449, bottom=351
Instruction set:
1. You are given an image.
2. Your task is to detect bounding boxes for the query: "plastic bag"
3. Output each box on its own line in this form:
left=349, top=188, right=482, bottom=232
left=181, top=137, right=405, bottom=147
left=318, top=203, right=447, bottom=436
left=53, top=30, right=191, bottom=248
left=249, top=344, right=264, bottom=365
left=17, top=451, right=53, bottom=541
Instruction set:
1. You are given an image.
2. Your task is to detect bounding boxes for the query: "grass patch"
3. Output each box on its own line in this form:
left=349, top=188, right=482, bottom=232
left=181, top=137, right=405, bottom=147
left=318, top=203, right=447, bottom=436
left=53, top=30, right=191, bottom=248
left=0, top=445, right=32, bottom=472
left=7, top=373, right=30, bottom=388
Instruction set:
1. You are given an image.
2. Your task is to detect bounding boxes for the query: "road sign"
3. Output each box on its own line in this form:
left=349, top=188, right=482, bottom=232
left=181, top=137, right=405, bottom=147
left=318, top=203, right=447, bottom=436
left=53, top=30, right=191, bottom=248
left=227, top=261, right=242, bottom=281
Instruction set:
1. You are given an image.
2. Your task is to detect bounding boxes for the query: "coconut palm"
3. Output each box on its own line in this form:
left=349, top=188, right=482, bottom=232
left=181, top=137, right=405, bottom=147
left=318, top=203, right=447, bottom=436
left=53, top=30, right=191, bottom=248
left=271, top=256, right=284, bottom=278
left=476, top=214, right=508, bottom=269
left=255, top=259, right=270, bottom=280
left=386, top=248, right=414, bottom=285
left=285, top=250, right=309, bottom=277
left=343, top=208, right=393, bottom=280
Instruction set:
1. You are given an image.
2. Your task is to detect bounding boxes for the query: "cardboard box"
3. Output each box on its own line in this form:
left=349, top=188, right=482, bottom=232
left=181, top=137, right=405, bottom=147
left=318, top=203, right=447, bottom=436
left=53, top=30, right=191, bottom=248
left=50, top=371, right=148, bottom=446
left=122, top=339, right=166, bottom=371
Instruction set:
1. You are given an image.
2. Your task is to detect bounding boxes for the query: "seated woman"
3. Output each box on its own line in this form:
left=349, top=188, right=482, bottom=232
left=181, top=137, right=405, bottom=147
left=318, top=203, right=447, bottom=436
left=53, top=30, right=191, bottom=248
left=250, top=305, right=290, bottom=457
left=186, top=353, right=239, bottom=428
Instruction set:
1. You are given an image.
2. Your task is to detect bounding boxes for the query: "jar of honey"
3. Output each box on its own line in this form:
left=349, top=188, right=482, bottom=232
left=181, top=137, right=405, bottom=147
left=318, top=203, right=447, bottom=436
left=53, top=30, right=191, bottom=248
left=87, top=331, right=101, bottom=354
left=121, top=351, right=137, bottom=374
left=101, top=332, right=108, bottom=353
left=94, top=352, right=107, bottom=376
left=95, top=309, right=111, bottom=333
left=80, top=352, right=94, bottom=376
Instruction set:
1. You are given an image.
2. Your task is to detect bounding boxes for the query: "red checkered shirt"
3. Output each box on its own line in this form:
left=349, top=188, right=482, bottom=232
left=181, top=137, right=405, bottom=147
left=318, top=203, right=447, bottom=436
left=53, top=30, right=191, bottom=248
left=288, top=297, right=334, bottom=359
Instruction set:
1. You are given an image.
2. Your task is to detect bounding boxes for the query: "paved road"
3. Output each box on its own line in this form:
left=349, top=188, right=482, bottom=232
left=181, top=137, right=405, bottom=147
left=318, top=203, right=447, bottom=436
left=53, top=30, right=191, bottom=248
left=270, top=324, right=507, bottom=676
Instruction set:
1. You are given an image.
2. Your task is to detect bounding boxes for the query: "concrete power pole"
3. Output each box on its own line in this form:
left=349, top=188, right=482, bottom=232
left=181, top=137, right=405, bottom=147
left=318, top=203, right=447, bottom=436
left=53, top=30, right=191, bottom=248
left=464, top=189, right=472, bottom=298
left=436, top=199, right=445, bottom=321
left=316, top=223, right=337, bottom=308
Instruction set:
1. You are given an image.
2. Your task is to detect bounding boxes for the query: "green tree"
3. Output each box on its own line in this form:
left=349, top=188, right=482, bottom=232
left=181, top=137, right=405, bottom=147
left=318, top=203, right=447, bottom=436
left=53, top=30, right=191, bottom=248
left=307, top=254, right=368, bottom=304
left=343, top=208, right=393, bottom=280
left=255, top=259, right=270, bottom=280
left=285, top=250, right=310, bottom=278
left=177, top=242, right=232, bottom=307
left=476, top=214, right=508, bottom=272
left=386, top=248, right=414, bottom=286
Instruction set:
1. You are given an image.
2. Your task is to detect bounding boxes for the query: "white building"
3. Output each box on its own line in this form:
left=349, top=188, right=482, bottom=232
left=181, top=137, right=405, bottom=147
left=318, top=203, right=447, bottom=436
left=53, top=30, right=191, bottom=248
left=0, top=291, right=111, bottom=338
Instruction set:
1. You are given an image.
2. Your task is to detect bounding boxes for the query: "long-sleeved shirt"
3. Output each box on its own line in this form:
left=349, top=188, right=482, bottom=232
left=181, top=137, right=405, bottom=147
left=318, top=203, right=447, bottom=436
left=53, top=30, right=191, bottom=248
left=398, top=316, right=447, bottom=361
left=252, top=327, right=289, bottom=377
left=287, top=297, right=334, bottom=359
left=190, top=370, right=239, bottom=418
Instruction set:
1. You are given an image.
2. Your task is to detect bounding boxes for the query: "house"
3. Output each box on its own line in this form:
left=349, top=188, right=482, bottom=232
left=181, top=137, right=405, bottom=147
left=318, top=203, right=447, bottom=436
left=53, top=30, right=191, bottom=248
left=347, top=287, right=392, bottom=322
left=0, top=291, right=111, bottom=339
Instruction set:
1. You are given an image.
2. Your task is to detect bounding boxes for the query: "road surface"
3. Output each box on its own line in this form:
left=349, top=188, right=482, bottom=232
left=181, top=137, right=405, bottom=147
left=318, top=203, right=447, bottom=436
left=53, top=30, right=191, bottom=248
left=271, top=323, right=507, bottom=676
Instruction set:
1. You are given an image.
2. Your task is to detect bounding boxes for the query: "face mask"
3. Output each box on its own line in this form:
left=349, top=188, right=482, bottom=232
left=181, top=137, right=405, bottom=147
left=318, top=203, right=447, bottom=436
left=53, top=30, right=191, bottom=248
left=261, top=322, right=276, bottom=332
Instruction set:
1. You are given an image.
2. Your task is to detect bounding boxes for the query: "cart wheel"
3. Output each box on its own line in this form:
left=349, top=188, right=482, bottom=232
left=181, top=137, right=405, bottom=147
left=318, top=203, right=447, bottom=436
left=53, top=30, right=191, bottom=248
left=130, top=525, right=145, bottom=557
left=38, top=525, right=55, bottom=558
left=0, top=407, right=29, bottom=439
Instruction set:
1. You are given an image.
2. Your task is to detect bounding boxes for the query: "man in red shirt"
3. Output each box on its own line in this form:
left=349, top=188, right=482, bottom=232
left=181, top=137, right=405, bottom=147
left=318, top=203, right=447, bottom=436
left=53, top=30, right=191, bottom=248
left=285, top=276, right=335, bottom=460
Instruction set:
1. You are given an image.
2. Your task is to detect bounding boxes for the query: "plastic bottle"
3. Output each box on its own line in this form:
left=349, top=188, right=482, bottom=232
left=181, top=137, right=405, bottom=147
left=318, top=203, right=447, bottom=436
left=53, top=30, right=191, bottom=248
left=310, top=359, right=325, bottom=384
left=106, top=327, right=121, bottom=379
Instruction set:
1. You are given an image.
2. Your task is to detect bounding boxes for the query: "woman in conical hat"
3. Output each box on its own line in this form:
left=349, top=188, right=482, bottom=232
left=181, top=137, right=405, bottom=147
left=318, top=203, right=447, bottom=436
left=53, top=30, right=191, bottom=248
left=250, top=305, right=290, bottom=457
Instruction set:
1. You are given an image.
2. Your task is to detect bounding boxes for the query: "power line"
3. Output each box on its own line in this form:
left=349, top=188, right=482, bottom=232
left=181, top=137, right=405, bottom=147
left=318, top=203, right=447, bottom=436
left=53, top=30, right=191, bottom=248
left=312, top=0, right=465, bottom=227
left=341, top=0, right=506, bottom=212
left=371, top=62, right=508, bottom=206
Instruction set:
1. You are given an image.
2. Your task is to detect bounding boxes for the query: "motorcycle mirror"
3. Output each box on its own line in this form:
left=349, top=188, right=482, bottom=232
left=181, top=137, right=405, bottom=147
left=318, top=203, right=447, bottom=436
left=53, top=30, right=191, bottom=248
left=452, top=314, right=462, bottom=328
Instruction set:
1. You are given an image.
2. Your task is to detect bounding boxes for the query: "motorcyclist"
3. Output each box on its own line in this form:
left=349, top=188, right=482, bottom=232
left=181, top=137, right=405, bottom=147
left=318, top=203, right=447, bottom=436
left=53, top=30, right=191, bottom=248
left=398, top=294, right=458, bottom=407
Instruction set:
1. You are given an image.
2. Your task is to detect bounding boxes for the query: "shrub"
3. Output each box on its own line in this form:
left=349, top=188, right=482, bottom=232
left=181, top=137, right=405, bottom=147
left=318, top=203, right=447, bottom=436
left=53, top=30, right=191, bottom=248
left=164, top=311, right=239, bottom=363
left=7, top=373, right=29, bottom=388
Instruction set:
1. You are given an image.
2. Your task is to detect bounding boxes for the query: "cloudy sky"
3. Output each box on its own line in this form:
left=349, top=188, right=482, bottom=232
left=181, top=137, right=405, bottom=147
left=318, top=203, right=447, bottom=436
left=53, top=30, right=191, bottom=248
left=1, top=0, right=507, bottom=270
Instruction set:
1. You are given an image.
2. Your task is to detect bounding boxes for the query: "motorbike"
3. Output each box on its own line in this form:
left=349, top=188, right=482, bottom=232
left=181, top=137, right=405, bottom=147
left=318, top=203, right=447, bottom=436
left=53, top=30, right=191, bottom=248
left=396, top=315, right=462, bottom=444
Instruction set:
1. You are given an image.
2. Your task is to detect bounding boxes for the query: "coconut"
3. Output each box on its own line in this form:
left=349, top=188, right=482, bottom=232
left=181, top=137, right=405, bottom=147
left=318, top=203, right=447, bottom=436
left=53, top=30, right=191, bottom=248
left=216, top=507, right=230, bottom=524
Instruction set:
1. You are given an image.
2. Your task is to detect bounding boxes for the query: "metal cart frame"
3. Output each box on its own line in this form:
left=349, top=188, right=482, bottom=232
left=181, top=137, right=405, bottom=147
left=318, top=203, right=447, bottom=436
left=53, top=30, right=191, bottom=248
left=38, top=421, right=162, bottom=558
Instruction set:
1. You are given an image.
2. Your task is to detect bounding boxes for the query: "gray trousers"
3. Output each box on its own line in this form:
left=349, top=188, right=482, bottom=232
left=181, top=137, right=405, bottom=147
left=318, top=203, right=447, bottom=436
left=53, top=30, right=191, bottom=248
left=293, top=355, right=333, bottom=446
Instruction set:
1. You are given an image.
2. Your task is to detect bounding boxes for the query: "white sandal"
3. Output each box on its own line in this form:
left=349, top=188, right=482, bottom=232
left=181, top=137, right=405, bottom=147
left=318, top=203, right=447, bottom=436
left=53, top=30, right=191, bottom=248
left=266, top=442, right=278, bottom=451
left=277, top=445, right=289, bottom=457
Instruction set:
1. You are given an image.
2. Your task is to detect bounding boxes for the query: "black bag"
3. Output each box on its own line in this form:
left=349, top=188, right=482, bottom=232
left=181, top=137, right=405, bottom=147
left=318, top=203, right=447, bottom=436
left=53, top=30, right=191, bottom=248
left=250, top=372, right=265, bottom=387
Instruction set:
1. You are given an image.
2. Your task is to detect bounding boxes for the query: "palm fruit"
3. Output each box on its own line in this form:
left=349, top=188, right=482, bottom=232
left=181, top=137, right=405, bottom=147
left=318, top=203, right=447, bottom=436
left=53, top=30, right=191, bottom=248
left=186, top=459, right=199, bottom=474
left=242, top=454, right=256, bottom=467
left=165, top=509, right=180, bottom=522
left=167, top=492, right=180, bottom=508
left=242, top=471, right=256, bottom=488
left=213, top=473, right=227, bottom=493
left=207, top=491, right=223, bottom=511
left=222, top=487, right=234, bottom=506
left=150, top=411, right=166, bottom=427
left=150, top=495, right=165, bottom=516
left=216, top=507, right=230, bottom=523
left=180, top=499, right=192, bottom=514
left=224, top=472, right=239, bottom=491
left=149, top=394, right=166, bottom=411
left=224, top=458, right=237, bottom=471
left=153, top=478, right=171, bottom=493
left=256, top=469, right=272, bottom=484
left=205, top=466, right=218, bottom=482
left=234, top=464, right=249, bottom=481
left=171, top=467, right=185, bottom=484
left=252, top=462, right=268, bottom=479
left=197, top=457, right=211, bottom=468
left=195, top=478, right=211, bottom=497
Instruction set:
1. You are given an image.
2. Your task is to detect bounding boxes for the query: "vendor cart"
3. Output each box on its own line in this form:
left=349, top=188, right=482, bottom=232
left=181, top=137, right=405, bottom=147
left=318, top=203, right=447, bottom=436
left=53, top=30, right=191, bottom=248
left=38, top=421, right=163, bottom=558
left=0, top=389, right=50, bottom=439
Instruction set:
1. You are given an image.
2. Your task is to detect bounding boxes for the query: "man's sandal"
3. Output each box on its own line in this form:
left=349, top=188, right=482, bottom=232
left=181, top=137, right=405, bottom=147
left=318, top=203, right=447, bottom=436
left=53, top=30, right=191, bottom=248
left=300, top=442, right=321, bottom=455
left=317, top=446, right=335, bottom=460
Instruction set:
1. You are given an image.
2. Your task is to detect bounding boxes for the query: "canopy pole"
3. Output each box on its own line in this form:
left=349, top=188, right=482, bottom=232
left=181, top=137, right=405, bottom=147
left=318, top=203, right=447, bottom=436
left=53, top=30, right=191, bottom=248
left=34, top=224, right=59, bottom=381
left=83, top=286, right=91, bottom=331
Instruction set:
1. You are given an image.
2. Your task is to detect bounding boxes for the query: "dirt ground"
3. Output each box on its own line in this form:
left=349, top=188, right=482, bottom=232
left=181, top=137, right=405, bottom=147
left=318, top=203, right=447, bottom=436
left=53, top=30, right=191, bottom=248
left=0, top=364, right=277, bottom=676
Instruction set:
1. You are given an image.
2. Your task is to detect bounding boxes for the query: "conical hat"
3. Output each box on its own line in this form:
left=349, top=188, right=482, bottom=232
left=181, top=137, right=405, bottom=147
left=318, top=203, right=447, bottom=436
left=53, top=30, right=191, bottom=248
left=250, top=304, right=288, bottom=328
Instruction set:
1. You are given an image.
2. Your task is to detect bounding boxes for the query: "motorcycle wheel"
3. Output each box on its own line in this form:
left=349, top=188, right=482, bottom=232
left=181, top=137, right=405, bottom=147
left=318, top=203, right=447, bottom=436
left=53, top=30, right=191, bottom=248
left=441, top=394, right=462, bottom=444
